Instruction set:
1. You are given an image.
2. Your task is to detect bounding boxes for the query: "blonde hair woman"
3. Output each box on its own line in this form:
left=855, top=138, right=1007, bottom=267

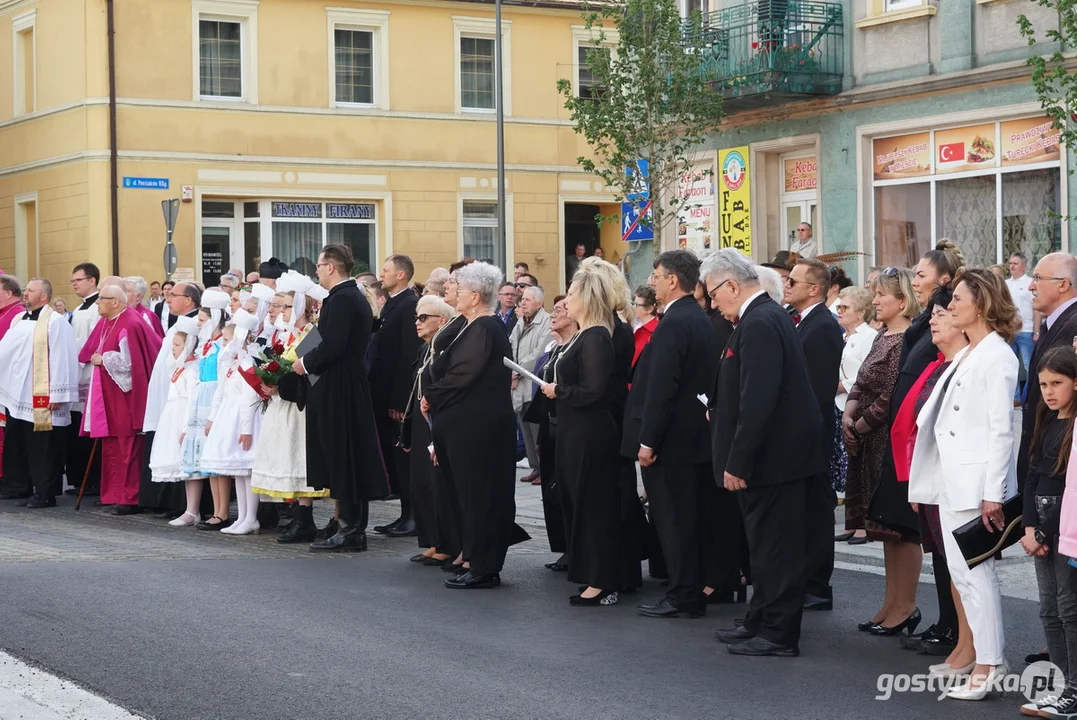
left=540, top=260, right=637, bottom=606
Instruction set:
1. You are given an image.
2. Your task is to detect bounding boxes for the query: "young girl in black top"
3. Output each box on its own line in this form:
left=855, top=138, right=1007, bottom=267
left=1021, top=346, right=1077, bottom=717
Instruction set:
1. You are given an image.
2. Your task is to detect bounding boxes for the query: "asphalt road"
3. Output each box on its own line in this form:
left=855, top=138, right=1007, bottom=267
left=0, top=498, right=1049, bottom=719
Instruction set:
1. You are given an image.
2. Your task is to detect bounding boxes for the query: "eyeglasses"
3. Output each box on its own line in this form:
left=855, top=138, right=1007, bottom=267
left=1033, top=274, right=1068, bottom=284
left=633, top=301, right=652, bottom=308
left=70, top=276, right=90, bottom=284
left=269, top=302, right=286, bottom=310
left=513, top=282, right=531, bottom=288
left=649, top=272, right=673, bottom=282
left=836, top=304, right=849, bottom=311
left=707, top=279, right=731, bottom=299
left=415, top=314, right=433, bottom=323
left=316, top=262, right=331, bottom=269
left=784, top=277, right=817, bottom=287
left=551, top=306, right=567, bottom=316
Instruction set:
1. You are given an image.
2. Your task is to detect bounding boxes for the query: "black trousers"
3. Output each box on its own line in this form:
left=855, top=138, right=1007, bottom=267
left=641, top=461, right=713, bottom=611
left=375, top=411, right=410, bottom=504
left=1, top=418, right=67, bottom=497
left=339, top=500, right=369, bottom=533
left=65, top=412, right=100, bottom=493
left=803, top=473, right=837, bottom=601
left=740, top=477, right=810, bottom=648
left=710, top=483, right=751, bottom=592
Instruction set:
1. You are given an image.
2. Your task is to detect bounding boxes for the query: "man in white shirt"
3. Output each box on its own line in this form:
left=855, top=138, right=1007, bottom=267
left=1006, top=251, right=1037, bottom=400
left=789, top=223, right=817, bottom=258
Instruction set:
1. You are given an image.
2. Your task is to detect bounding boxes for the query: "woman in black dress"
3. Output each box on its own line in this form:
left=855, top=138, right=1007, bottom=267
left=541, top=258, right=632, bottom=606
left=422, top=261, right=528, bottom=589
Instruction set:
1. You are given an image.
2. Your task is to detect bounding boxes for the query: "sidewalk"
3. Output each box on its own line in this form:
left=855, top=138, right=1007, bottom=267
left=0, top=652, right=142, bottom=720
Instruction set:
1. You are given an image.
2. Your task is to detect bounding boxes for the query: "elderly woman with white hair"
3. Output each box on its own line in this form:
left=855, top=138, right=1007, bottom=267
left=124, top=276, right=165, bottom=338
left=402, top=294, right=459, bottom=565
left=421, top=261, right=529, bottom=589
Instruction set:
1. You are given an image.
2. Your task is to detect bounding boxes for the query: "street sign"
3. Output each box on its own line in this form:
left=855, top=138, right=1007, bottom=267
left=621, top=159, right=653, bottom=242
left=162, top=198, right=180, bottom=233
left=163, top=243, right=178, bottom=275
left=124, top=177, right=170, bottom=190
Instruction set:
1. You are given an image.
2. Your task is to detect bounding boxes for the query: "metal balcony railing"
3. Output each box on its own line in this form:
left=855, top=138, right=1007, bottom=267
left=689, top=1, right=844, bottom=105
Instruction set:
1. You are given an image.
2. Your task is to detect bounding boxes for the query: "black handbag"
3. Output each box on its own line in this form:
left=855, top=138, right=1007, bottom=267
left=951, top=495, right=1023, bottom=569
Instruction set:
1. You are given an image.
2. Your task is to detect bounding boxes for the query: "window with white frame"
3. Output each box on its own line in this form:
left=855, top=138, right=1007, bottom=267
left=12, top=10, right=35, bottom=116
left=462, top=201, right=503, bottom=268
left=577, top=45, right=610, bottom=100
left=193, top=0, right=258, bottom=103
left=328, top=8, right=390, bottom=110
left=883, top=0, right=923, bottom=11
left=453, top=16, right=511, bottom=115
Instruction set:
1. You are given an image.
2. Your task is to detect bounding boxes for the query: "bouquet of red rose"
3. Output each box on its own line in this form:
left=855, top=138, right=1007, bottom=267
left=253, top=340, right=294, bottom=390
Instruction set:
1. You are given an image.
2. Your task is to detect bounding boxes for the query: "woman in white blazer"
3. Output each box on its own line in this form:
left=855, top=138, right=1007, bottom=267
left=908, top=269, right=1022, bottom=700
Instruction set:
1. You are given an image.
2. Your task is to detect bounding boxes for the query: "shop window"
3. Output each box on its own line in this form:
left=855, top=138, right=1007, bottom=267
left=202, top=200, right=235, bottom=218
left=328, top=223, right=374, bottom=274
left=462, top=201, right=502, bottom=268
left=272, top=222, right=323, bottom=278
left=1003, top=169, right=1061, bottom=263
left=874, top=184, right=930, bottom=268
left=935, top=176, right=997, bottom=268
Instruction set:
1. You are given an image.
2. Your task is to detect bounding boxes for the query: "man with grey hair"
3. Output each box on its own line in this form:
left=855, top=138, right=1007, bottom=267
left=0, top=277, right=79, bottom=506
left=704, top=248, right=825, bottom=658
left=755, top=265, right=785, bottom=305
left=124, top=276, right=164, bottom=338
left=509, top=285, right=551, bottom=482
left=219, top=273, right=240, bottom=294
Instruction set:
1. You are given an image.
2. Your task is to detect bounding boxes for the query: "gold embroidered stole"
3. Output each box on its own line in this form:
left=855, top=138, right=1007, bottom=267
left=31, top=305, right=54, bottom=431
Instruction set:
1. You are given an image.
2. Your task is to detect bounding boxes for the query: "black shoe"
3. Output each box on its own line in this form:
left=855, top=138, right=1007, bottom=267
left=318, top=518, right=339, bottom=540
left=422, top=556, right=451, bottom=567
left=1026, top=650, right=1051, bottom=665
left=309, top=524, right=367, bottom=553
left=918, top=626, right=958, bottom=656
left=637, top=598, right=703, bottom=619
left=0, top=491, right=32, bottom=501
left=197, top=517, right=232, bottom=531
left=727, top=636, right=799, bottom=657
left=545, top=562, right=569, bottom=572
left=715, top=626, right=755, bottom=644
left=277, top=506, right=317, bottom=544
left=64, top=488, right=79, bottom=496
left=25, top=494, right=57, bottom=509
left=373, top=517, right=402, bottom=535
left=857, top=620, right=882, bottom=632
left=868, top=608, right=921, bottom=636
left=383, top=494, right=400, bottom=501
left=387, top=517, right=418, bottom=538
left=734, top=617, right=746, bottom=628
left=410, top=553, right=428, bottom=563
left=445, top=571, right=500, bottom=589
left=802, top=594, right=833, bottom=611
left=570, top=590, right=618, bottom=606
left=848, top=535, right=869, bottom=545
left=900, top=622, right=936, bottom=650
left=111, top=505, right=141, bottom=516
left=442, top=562, right=467, bottom=573
left=152, top=509, right=176, bottom=519
left=834, top=531, right=855, bottom=542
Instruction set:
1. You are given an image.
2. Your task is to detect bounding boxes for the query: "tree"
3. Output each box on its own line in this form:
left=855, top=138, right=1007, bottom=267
left=557, top=0, right=724, bottom=252
left=1018, top=2, right=1077, bottom=153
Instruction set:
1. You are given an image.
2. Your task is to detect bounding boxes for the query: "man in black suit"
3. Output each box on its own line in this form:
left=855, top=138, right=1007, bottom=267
left=704, top=249, right=826, bottom=657
left=625, top=250, right=719, bottom=619
left=784, top=258, right=844, bottom=612
left=369, top=254, right=423, bottom=536
left=154, top=280, right=174, bottom=329
left=1021, top=253, right=1077, bottom=483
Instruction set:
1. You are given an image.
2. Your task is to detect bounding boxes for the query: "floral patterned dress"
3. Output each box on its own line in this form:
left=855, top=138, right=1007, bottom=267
left=844, top=331, right=904, bottom=540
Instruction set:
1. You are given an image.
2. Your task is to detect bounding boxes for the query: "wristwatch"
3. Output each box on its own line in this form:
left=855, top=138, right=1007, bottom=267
left=1035, top=527, right=1048, bottom=546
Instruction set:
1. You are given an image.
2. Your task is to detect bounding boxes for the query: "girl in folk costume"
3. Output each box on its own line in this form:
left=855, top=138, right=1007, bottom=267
left=251, top=272, right=330, bottom=543
left=201, top=310, right=264, bottom=535
left=187, top=289, right=231, bottom=530
left=246, top=282, right=275, bottom=347
left=148, top=316, right=202, bottom=526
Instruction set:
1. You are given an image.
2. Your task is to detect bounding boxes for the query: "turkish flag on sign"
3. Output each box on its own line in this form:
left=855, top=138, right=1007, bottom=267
left=938, top=142, right=965, bottom=163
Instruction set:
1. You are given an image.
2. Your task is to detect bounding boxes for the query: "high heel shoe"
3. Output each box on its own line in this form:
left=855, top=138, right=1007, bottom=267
left=869, top=608, right=921, bottom=636
left=168, top=511, right=199, bottom=527
left=928, top=661, right=974, bottom=677
left=570, top=589, right=618, bottom=606
left=858, top=620, right=882, bottom=632
left=834, top=531, right=855, bottom=542
left=946, top=665, right=1007, bottom=700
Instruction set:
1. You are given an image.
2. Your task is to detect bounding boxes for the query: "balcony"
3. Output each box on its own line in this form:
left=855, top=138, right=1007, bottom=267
left=692, top=1, right=844, bottom=109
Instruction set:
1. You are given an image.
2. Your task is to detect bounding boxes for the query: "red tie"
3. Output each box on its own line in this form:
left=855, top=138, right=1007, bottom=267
left=731, top=318, right=738, bottom=328
left=792, top=313, right=802, bottom=325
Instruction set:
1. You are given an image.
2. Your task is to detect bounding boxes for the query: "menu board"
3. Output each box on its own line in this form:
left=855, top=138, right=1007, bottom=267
left=784, top=157, right=818, bottom=192
left=873, top=133, right=932, bottom=180
left=676, top=167, right=715, bottom=253
left=934, top=123, right=997, bottom=174
left=201, top=244, right=226, bottom=288
left=1000, top=117, right=1062, bottom=166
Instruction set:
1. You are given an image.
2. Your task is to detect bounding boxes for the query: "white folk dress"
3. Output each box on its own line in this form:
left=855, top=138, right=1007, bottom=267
left=181, top=340, right=220, bottom=477
left=199, top=355, right=262, bottom=478
left=149, top=357, right=199, bottom=482
left=251, top=326, right=328, bottom=499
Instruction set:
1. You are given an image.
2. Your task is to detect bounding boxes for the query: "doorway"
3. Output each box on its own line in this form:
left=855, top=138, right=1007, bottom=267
left=564, top=203, right=600, bottom=285
left=200, top=224, right=232, bottom=288
left=781, top=200, right=818, bottom=251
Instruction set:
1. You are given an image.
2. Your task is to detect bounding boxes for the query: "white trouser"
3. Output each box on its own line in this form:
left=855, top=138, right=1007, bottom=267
left=939, top=505, right=1006, bottom=666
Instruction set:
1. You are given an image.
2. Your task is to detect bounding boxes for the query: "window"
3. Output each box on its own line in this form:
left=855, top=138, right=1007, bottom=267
left=453, top=16, right=511, bottom=115
left=328, top=8, right=390, bottom=110
left=577, top=45, right=610, bottom=100
left=193, top=0, right=258, bottom=102
left=884, top=0, right=923, bottom=10
left=335, top=29, right=374, bottom=105
left=12, top=10, right=35, bottom=116
left=462, top=201, right=503, bottom=268
left=269, top=201, right=378, bottom=277
left=14, top=193, right=37, bottom=280
left=871, top=117, right=1063, bottom=269
left=460, top=37, right=495, bottom=110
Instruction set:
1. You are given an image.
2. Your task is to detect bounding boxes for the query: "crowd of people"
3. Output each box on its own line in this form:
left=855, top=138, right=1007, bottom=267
left=2, top=240, right=1077, bottom=711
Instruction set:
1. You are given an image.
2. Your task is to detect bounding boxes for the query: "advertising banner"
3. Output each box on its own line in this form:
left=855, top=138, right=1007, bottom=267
left=1000, top=117, right=1062, bottom=166
left=934, top=124, right=997, bottom=174
left=784, top=157, right=818, bottom=192
left=677, top=166, right=715, bottom=253
left=718, top=147, right=751, bottom=257
left=873, top=133, right=932, bottom=180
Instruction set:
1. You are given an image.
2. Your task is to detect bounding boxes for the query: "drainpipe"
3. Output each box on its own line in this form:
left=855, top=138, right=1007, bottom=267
left=107, top=0, right=120, bottom=274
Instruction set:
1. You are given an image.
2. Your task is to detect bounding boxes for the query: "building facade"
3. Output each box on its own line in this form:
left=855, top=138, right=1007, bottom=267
left=675, top=0, right=1068, bottom=281
left=0, top=0, right=623, bottom=303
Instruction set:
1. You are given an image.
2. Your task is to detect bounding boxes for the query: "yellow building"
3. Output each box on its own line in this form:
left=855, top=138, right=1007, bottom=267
left=0, top=0, right=625, bottom=303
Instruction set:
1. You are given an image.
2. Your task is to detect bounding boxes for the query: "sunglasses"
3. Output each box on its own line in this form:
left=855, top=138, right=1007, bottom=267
left=415, top=314, right=433, bottom=322
left=514, top=282, right=531, bottom=288
left=881, top=267, right=901, bottom=277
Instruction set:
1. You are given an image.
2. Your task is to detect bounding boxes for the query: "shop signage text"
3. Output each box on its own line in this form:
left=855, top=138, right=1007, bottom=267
left=784, top=158, right=818, bottom=192
left=272, top=202, right=322, bottom=219
left=718, top=147, right=751, bottom=257
left=327, top=203, right=375, bottom=220
left=677, top=166, right=715, bottom=253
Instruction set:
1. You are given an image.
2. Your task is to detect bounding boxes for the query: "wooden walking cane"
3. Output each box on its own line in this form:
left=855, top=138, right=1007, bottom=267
left=74, top=439, right=99, bottom=511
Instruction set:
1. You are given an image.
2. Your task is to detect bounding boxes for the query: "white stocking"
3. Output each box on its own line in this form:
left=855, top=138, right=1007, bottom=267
left=223, top=477, right=246, bottom=533
left=184, top=479, right=203, bottom=517
left=243, top=477, right=260, bottom=528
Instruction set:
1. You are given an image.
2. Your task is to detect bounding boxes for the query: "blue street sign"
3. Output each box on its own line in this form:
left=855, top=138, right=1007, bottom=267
left=123, top=177, right=170, bottom=190
left=622, top=159, right=652, bottom=242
